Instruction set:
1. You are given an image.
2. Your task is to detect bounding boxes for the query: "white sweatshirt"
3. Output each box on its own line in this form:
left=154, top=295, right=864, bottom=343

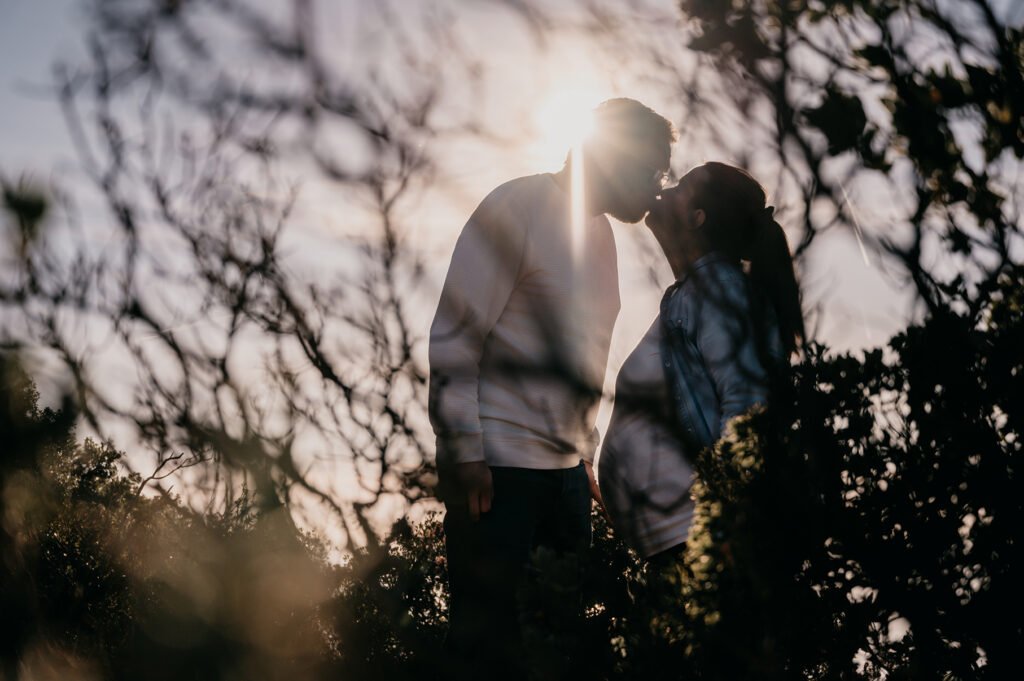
left=428, top=173, right=621, bottom=469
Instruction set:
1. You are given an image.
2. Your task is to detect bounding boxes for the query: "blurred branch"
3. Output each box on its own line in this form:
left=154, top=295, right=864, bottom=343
left=1, top=0, right=527, bottom=550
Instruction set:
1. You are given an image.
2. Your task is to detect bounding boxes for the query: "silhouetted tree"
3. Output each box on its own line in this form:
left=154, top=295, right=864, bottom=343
left=673, top=0, right=1023, bottom=314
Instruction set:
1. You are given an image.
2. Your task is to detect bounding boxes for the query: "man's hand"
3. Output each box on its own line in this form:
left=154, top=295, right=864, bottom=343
left=451, top=461, right=493, bottom=521
left=583, top=461, right=608, bottom=519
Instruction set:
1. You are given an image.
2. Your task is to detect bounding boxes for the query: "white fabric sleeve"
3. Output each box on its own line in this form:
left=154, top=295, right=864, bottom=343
left=579, top=426, right=600, bottom=464
left=428, top=186, right=526, bottom=465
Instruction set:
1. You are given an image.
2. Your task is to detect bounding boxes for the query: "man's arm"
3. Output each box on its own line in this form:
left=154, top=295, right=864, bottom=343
left=428, top=185, right=525, bottom=517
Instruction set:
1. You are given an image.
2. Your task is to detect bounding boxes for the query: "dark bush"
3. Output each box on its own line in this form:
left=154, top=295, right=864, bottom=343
left=2, top=265, right=1020, bottom=679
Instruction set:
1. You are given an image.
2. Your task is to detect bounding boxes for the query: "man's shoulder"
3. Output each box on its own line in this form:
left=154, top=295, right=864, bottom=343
left=482, top=173, right=555, bottom=206
left=470, top=174, right=555, bottom=234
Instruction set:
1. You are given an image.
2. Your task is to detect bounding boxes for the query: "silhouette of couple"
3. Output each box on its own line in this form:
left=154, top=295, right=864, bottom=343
left=429, top=98, right=804, bottom=679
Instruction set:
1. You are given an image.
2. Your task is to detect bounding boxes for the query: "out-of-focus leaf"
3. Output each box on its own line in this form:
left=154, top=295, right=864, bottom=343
left=802, top=88, right=868, bottom=154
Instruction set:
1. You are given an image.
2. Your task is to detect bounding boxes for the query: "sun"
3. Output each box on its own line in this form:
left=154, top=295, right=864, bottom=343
left=530, top=87, right=608, bottom=170
left=529, top=86, right=611, bottom=265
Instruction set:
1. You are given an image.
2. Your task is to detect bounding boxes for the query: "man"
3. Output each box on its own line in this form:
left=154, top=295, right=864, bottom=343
left=429, top=98, right=676, bottom=679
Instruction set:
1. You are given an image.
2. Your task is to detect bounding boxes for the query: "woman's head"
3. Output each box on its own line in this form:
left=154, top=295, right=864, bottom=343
left=648, top=161, right=805, bottom=355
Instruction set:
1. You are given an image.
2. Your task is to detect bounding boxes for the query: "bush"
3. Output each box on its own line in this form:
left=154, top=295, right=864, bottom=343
left=1, top=357, right=332, bottom=680
left=641, top=265, right=1024, bottom=679
left=333, top=266, right=1022, bottom=680
left=2, top=266, right=1020, bottom=679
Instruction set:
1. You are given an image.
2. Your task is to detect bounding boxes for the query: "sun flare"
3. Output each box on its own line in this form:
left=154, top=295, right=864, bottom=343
left=531, top=88, right=607, bottom=170
left=531, top=87, right=610, bottom=288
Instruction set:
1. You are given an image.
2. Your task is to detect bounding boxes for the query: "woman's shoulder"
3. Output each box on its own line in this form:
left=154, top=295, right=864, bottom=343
left=686, top=253, right=745, bottom=288
left=663, top=254, right=747, bottom=319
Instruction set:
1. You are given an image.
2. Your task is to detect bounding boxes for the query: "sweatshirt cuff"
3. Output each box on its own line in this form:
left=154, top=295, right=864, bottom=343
left=435, top=431, right=486, bottom=466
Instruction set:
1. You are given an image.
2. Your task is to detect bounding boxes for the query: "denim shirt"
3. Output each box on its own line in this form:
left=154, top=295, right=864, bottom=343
left=658, top=253, right=784, bottom=452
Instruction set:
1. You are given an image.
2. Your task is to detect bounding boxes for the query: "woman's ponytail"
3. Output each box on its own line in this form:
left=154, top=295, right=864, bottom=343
left=748, top=206, right=805, bottom=356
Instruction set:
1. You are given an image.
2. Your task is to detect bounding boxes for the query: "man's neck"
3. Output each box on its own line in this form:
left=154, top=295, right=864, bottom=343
left=551, top=167, right=603, bottom=218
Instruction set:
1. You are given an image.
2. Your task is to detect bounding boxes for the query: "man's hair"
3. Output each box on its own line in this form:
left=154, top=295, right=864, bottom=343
left=589, top=98, right=678, bottom=156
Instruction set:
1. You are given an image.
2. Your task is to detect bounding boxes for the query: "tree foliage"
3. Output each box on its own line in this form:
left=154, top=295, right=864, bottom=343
left=676, top=0, right=1024, bottom=314
left=341, top=264, right=1022, bottom=680
left=2, top=0, right=1023, bottom=678
left=1, top=355, right=335, bottom=680
left=664, top=270, right=1022, bottom=680
left=1, top=258, right=1021, bottom=678
left=0, top=0, right=508, bottom=549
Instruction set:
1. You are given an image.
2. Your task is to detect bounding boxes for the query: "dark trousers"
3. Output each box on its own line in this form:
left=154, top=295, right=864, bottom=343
left=442, top=462, right=592, bottom=681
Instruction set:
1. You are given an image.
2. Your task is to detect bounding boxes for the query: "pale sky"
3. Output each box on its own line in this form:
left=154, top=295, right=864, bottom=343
left=2, top=0, right=973, bottom=546
left=0, top=0, right=919, bottom=440
left=0, top=1, right=79, bottom=177
left=0, top=1, right=918, bottom=360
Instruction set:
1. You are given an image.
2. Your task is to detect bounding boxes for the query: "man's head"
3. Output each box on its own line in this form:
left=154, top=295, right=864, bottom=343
left=581, top=98, right=676, bottom=223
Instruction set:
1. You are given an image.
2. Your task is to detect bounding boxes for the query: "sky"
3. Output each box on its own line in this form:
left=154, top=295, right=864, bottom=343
left=0, top=1, right=79, bottom=178
left=0, top=0, right=918, bottom=422
left=0, top=1, right=917, bottom=362
left=0, top=0, right=966, bottom=544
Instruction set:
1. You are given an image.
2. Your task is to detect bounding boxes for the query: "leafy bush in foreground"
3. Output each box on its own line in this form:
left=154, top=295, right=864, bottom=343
left=2, top=267, right=1020, bottom=680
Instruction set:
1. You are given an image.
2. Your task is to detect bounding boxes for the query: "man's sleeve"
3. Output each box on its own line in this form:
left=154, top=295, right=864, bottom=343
left=580, top=426, right=600, bottom=465
left=693, top=267, right=771, bottom=439
left=428, top=186, right=526, bottom=466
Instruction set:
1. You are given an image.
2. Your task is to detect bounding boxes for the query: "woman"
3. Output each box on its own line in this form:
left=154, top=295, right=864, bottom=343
left=598, top=162, right=804, bottom=562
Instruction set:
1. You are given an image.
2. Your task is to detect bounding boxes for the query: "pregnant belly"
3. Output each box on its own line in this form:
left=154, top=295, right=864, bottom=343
left=599, top=414, right=696, bottom=517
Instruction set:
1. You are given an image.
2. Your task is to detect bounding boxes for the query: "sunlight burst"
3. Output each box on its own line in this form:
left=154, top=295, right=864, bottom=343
left=534, top=89, right=601, bottom=160
left=532, top=87, right=602, bottom=169
left=532, top=88, right=608, bottom=267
